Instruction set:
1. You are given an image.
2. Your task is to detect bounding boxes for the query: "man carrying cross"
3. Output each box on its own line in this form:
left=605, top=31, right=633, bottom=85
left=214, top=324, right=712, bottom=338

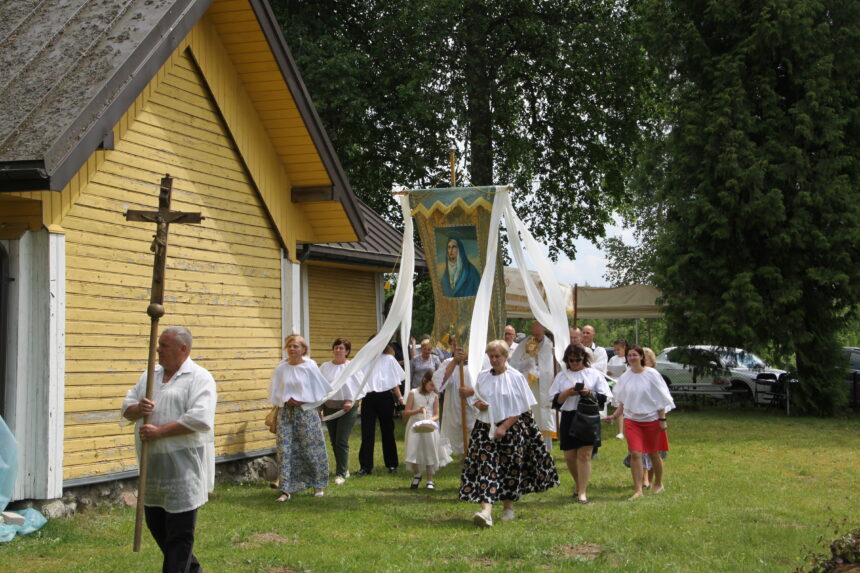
left=122, top=326, right=216, bottom=573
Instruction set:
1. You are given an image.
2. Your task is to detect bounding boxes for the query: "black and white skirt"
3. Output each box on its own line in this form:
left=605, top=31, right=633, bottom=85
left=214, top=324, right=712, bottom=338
left=459, top=411, right=559, bottom=503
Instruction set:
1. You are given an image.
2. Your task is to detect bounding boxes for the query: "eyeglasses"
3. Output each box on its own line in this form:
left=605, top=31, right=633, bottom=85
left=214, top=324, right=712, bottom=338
left=566, top=357, right=583, bottom=363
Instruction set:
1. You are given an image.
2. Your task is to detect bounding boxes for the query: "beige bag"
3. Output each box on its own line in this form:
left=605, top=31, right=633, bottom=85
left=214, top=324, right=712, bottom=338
left=265, top=406, right=279, bottom=434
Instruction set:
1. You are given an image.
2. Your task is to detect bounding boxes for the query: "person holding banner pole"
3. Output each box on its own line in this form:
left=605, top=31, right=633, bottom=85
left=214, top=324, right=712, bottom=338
left=435, top=347, right=486, bottom=456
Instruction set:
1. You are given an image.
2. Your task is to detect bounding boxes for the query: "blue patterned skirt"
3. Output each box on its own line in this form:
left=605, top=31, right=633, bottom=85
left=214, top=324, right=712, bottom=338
left=277, top=406, right=329, bottom=493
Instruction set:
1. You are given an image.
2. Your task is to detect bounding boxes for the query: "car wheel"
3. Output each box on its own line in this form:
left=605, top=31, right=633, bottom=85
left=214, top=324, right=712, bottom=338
left=731, top=381, right=753, bottom=404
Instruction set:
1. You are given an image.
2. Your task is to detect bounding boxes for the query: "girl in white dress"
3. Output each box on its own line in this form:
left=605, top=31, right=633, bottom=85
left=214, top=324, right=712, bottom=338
left=403, top=371, right=452, bottom=490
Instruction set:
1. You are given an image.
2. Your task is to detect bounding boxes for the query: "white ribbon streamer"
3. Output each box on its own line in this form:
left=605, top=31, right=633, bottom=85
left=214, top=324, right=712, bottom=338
left=304, top=193, right=414, bottom=413
left=503, top=194, right=570, bottom=362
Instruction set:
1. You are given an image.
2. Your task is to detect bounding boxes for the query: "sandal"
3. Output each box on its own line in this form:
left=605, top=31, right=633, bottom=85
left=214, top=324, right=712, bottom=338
left=276, top=493, right=291, bottom=502
left=410, top=476, right=421, bottom=489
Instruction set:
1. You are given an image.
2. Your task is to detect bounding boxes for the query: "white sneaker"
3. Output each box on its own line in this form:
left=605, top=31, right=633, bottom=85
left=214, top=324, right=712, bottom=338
left=616, top=433, right=625, bottom=439
left=343, top=471, right=350, bottom=478
left=501, top=508, right=515, bottom=522
left=334, top=476, right=346, bottom=485
left=472, top=510, right=493, bottom=527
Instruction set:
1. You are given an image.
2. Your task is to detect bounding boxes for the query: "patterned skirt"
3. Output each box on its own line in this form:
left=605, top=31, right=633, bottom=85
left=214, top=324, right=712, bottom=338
left=459, top=412, right=559, bottom=503
left=277, top=406, right=329, bottom=493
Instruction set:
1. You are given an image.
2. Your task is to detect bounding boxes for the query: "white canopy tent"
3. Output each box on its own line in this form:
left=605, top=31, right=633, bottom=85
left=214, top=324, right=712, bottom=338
left=504, top=269, right=663, bottom=319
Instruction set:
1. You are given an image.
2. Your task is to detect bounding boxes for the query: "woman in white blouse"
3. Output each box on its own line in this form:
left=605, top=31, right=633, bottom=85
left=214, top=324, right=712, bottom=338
left=269, top=334, right=332, bottom=502
left=319, top=338, right=362, bottom=485
left=357, top=344, right=406, bottom=475
left=459, top=340, right=559, bottom=527
left=549, top=343, right=612, bottom=504
left=605, top=344, right=675, bottom=499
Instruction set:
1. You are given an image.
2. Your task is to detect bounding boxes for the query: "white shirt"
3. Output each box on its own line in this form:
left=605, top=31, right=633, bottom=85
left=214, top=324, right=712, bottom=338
left=607, top=355, right=628, bottom=378
left=269, top=359, right=333, bottom=405
left=612, top=367, right=675, bottom=422
left=589, top=343, right=608, bottom=374
left=471, top=366, right=536, bottom=424
left=121, top=357, right=217, bottom=512
left=363, top=353, right=405, bottom=393
left=549, top=367, right=613, bottom=412
left=319, top=360, right=361, bottom=402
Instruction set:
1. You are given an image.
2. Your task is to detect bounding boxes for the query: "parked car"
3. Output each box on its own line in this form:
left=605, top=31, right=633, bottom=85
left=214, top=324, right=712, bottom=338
left=655, top=345, right=791, bottom=404
left=842, top=347, right=860, bottom=409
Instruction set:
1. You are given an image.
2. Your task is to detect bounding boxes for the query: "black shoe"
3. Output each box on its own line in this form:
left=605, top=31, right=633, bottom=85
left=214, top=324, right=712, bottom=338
left=388, top=466, right=398, bottom=474
left=356, top=468, right=372, bottom=476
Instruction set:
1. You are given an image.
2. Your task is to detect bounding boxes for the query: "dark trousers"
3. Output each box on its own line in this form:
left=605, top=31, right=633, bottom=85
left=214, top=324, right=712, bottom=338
left=358, top=391, right=398, bottom=471
left=144, top=505, right=202, bottom=573
left=324, top=405, right=359, bottom=477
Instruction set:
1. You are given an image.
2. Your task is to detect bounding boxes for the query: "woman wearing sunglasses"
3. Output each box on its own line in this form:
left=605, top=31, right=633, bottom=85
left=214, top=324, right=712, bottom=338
left=549, top=343, right=612, bottom=504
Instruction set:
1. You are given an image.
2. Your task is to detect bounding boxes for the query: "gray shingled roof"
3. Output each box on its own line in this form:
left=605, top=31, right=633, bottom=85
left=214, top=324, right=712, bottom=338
left=306, top=200, right=428, bottom=272
left=0, top=0, right=210, bottom=190
left=0, top=0, right=366, bottom=247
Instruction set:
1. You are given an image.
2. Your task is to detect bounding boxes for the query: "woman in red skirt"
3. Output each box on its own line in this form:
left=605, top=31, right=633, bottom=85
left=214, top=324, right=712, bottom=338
left=605, top=344, right=675, bottom=499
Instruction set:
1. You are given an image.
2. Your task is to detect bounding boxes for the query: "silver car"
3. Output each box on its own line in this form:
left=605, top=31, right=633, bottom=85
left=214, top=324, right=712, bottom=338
left=655, top=345, right=790, bottom=404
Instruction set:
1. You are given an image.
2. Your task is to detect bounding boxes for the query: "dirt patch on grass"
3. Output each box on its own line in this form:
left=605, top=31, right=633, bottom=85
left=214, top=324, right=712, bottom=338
left=468, top=557, right=497, bottom=569
left=556, top=543, right=602, bottom=561
left=236, top=532, right=293, bottom=548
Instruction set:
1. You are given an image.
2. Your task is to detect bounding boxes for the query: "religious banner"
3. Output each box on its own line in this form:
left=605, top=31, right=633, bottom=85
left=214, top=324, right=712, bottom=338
left=408, top=186, right=506, bottom=350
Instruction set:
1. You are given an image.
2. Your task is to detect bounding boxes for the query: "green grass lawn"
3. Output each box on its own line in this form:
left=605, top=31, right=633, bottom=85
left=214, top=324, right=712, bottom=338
left=2, top=409, right=858, bottom=572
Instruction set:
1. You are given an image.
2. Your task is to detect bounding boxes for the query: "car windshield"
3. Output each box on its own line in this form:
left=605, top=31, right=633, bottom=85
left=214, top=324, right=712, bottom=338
left=722, top=350, right=767, bottom=369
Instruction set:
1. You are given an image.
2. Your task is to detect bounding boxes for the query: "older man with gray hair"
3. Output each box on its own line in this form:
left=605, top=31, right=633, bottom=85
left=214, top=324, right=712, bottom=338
left=122, top=326, right=217, bottom=573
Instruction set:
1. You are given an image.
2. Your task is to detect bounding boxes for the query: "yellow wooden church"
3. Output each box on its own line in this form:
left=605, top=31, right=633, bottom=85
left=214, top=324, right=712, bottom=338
left=0, top=0, right=415, bottom=501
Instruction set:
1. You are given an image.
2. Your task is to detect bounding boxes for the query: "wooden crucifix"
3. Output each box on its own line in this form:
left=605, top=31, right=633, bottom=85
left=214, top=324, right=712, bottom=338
left=125, top=174, right=204, bottom=552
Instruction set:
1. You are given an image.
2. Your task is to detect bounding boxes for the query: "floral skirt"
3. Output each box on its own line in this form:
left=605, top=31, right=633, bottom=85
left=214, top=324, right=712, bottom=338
left=459, top=412, right=559, bottom=503
left=277, top=406, right=329, bottom=493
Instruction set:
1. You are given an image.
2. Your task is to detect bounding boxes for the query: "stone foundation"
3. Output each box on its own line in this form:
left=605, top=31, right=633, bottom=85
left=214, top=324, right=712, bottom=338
left=9, top=455, right=278, bottom=519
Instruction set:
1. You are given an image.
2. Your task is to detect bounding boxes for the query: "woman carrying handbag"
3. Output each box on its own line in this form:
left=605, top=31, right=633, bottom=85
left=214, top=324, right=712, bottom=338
left=549, top=343, right=612, bottom=504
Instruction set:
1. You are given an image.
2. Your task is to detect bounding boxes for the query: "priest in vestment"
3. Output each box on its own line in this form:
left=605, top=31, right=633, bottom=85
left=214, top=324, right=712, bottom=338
left=509, top=322, right=559, bottom=448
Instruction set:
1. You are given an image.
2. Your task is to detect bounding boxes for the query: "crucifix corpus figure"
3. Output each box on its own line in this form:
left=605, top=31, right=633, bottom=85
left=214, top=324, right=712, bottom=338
left=121, top=175, right=214, bottom=566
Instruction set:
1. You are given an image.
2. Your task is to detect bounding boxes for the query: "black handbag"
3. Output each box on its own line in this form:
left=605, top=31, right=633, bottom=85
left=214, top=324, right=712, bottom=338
left=568, top=393, right=601, bottom=443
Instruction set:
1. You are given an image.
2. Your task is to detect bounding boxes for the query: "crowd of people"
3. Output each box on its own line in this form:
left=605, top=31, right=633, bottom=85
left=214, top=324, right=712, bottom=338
left=122, top=322, right=675, bottom=568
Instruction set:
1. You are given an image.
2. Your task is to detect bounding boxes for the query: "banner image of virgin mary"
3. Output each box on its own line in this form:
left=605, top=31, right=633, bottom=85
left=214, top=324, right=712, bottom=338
left=440, top=235, right=481, bottom=298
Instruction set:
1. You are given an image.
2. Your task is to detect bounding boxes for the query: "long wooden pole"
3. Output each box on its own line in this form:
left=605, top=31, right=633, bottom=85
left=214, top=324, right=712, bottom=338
left=451, top=335, right=468, bottom=455
left=132, top=203, right=170, bottom=552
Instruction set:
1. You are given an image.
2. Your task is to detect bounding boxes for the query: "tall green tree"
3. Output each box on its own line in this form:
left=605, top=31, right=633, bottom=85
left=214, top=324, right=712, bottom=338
left=272, top=0, right=653, bottom=257
left=642, top=0, right=860, bottom=414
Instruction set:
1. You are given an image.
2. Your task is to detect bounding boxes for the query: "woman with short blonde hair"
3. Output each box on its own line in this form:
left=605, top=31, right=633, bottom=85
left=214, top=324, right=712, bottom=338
left=269, top=334, right=332, bottom=501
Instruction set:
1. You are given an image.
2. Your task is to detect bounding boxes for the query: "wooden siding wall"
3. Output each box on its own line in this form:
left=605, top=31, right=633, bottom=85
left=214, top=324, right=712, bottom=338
left=307, top=265, right=378, bottom=361
left=62, top=50, right=281, bottom=482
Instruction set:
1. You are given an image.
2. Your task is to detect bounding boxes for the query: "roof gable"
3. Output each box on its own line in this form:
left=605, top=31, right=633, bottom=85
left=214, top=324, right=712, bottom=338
left=0, top=0, right=365, bottom=248
left=0, top=0, right=208, bottom=189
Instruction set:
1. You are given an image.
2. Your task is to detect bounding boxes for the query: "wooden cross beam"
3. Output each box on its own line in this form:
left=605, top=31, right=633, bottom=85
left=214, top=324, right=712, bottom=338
left=124, top=174, right=203, bottom=552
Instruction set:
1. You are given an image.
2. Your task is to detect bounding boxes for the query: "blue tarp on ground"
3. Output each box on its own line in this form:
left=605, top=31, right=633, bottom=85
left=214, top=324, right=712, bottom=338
left=0, top=415, right=16, bottom=513
left=0, top=508, right=47, bottom=542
